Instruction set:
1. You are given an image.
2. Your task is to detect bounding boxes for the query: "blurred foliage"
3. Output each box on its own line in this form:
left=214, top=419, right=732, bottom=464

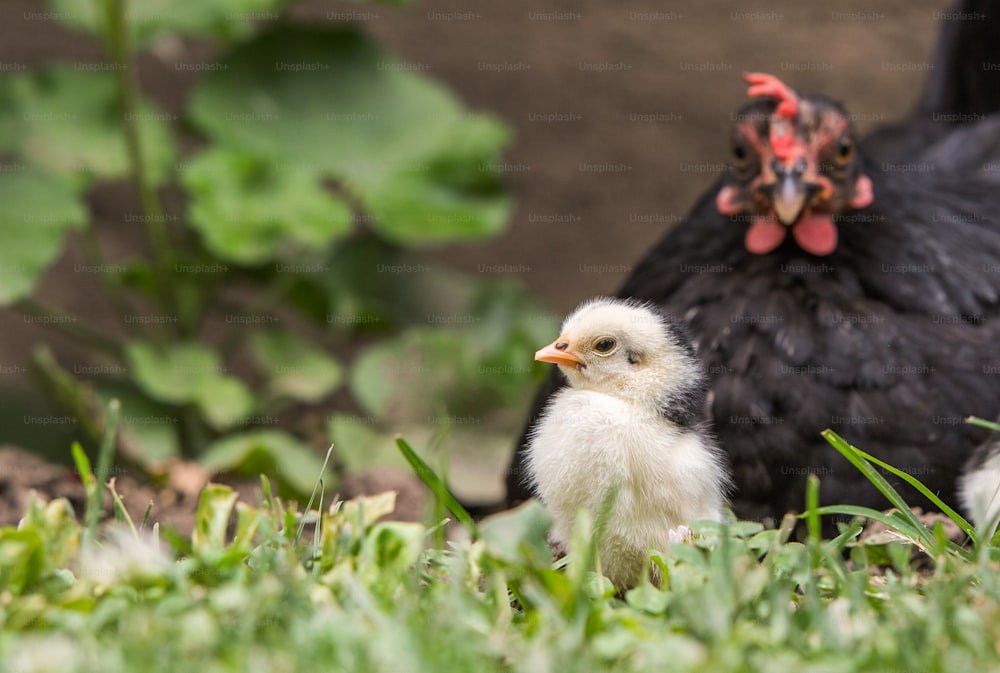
left=0, top=169, right=87, bottom=304
left=0, top=66, right=176, bottom=183
left=48, top=0, right=291, bottom=45
left=0, top=0, right=556, bottom=498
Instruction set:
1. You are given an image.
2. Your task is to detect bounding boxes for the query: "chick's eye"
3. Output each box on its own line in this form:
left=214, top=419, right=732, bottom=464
left=593, top=337, right=617, bottom=355
left=835, top=137, right=854, bottom=164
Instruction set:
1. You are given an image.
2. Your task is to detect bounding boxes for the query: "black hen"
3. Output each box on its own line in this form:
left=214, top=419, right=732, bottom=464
left=506, top=3, right=1000, bottom=525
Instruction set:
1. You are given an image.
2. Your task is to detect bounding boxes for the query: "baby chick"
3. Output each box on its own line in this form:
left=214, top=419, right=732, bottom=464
left=526, top=297, right=729, bottom=588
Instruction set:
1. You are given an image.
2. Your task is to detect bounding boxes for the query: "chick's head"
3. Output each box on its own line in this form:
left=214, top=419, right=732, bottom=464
left=535, top=297, right=703, bottom=413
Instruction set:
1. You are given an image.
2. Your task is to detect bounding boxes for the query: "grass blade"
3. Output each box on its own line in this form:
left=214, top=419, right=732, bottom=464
left=295, top=444, right=335, bottom=543
left=139, top=502, right=153, bottom=535
left=805, top=474, right=822, bottom=544
left=825, top=516, right=865, bottom=552
left=107, top=477, right=138, bottom=537
left=71, top=442, right=93, bottom=492
left=814, top=504, right=927, bottom=541
left=848, top=443, right=975, bottom=541
left=815, top=504, right=970, bottom=560
left=967, top=416, right=1000, bottom=433
left=821, top=430, right=935, bottom=548
left=260, top=474, right=274, bottom=510
left=79, top=399, right=122, bottom=543
left=94, top=399, right=121, bottom=499
left=396, top=435, right=477, bottom=538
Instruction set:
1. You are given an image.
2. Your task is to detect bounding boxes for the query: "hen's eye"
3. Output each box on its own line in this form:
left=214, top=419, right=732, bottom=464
left=593, top=338, right=617, bottom=355
left=835, top=137, right=854, bottom=164
left=731, top=143, right=749, bottom=165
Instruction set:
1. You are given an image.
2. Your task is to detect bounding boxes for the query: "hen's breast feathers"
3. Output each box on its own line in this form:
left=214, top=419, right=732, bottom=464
left=618, top=171, right=1000, bottom=515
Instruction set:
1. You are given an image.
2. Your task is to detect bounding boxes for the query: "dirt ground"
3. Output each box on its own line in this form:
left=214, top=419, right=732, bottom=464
left=0, top=0, right=951, bottom=525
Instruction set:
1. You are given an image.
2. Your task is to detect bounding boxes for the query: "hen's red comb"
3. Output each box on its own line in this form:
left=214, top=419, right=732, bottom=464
left=743, top=72, right=800, bottom=160
left=743, top=72, right=799, bottom=119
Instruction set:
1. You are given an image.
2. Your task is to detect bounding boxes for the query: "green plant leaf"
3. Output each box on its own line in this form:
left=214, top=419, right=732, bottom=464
left=339, top=491, right=400, bottom=530
left=347, top=286, right=555, bottom=421
left=467, top=281, right=559, bottom=355
left=200, top=430, right=330, bottom=496
left=0, top=528, right=45, bottom=596
left=349, top=328, right=468, bottom=419
left=625, top=582, right=670, bottom=615
left=248, top=330, right=343, bottom=403
left=363, top=521, right=424, bottom=575
left=95, top=382, right=181, bottom=465
left=70, top=442, right=94, bottom=492
left=478, top=500, right=552, bottom=564
left=362, top=115, right=514, bottom=245
left=195, top=377, right=256, bottom=431
left=192, top=484, right=239, bottom=554
left=0, top=168, right=87, bottom=305
left=180, top=147, right=353, bottom=264
left=124, top=341, right=220, bottom=404
left=463, top=281, right=559, bottom=407
left=315, top=234, right=474, bottom=330
left=327, top=415, right=409, bottom=472
left=124, top=341, right=253, bottom=430
left=0, top=67, right=175, bottom=185
left=186, top=27, right=512, bottom=247
left=45, top=0, right=287, bottom=46
left=232, top=503, right=262, bottom=551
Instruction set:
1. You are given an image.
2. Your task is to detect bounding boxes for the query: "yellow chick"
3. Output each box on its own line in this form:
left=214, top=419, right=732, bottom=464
left=527, top=297, right=730, bottom=588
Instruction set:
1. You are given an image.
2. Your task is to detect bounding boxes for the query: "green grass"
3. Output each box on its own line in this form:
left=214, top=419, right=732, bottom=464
left=2, top=431, right=1000, bottom=672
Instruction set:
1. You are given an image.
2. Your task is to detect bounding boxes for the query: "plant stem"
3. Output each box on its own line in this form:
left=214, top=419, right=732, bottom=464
left=31, top=345, right=156, bottom=477
left=102, top=0, right=179, bottom=334
left=17, top=297, right=122, bottom=355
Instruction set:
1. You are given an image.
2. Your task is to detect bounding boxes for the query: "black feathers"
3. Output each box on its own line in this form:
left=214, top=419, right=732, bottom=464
left=655, top=315, right=708, bottom=431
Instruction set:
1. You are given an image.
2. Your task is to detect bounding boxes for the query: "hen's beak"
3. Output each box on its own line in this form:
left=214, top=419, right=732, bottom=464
left=762, top=158, right=823, bottom=226
left=535, top=335, right=586, bottom=367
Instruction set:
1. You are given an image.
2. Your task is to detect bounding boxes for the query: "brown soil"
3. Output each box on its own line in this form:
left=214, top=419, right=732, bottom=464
left=0, top=444, right=200, bottom=533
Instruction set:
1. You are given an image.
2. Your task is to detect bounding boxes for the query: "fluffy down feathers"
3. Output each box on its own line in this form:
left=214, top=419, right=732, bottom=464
left=527, top=298, right=729, bottom=588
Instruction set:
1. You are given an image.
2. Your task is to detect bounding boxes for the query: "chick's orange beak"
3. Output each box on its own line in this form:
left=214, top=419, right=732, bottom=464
left=535, top=335, right=586, bottom=367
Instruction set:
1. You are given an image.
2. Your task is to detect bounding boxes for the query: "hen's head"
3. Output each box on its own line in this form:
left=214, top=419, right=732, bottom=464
left=716, top=73, right=874, bottom=256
